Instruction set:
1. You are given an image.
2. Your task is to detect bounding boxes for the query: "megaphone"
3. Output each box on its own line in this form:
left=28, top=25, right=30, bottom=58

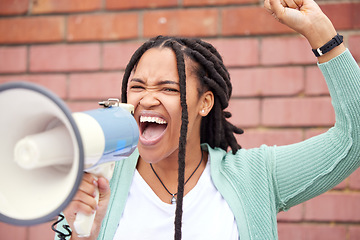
left=0, top=81, right=139, bottom=237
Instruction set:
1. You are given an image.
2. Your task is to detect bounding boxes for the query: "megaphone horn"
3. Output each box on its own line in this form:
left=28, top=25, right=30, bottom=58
left=0, top=81, right=139, bottom=238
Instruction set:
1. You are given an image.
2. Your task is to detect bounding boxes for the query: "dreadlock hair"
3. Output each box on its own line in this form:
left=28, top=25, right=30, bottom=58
left=121, top=35, right=244, bottom=240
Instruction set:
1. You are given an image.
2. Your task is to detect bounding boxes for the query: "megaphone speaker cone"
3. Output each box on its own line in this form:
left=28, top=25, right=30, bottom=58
left=0, top=82, right=84, bottom=226
left=14, top=124, right=74, bottom=169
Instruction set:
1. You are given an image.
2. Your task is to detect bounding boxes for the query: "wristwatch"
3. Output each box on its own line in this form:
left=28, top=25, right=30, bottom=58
left=312, top=33, right=343, bottom=57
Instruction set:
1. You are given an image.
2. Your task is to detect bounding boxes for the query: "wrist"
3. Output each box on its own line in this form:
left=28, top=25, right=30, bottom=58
left=312, top=33, right=343, bottom=57
left=303, top=15, right=337, bottom=49
left=301, top=16, right=346, bottom=63
left=317, top=43, right=346, bottom=63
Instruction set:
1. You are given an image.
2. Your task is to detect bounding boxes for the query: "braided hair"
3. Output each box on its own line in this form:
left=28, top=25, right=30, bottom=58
left=121, top=36, right=244, bottom=240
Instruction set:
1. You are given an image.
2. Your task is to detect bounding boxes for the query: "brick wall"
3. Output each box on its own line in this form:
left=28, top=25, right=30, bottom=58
left=0, top=0, right=359, bottom=239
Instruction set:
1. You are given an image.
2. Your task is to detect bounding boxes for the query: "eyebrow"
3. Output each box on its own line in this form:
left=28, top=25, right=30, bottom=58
left=130, top=78, right=180, bottom=86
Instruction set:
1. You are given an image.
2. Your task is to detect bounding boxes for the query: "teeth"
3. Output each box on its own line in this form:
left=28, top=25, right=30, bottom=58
left=140, top=116, right=167, bottom=124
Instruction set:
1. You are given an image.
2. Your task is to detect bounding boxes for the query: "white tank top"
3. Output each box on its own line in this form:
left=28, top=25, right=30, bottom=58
left=114, top=159, right=239, bottom=240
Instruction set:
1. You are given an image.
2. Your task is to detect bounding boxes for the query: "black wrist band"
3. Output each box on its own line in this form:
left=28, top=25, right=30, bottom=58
left=312, top=33, right=343, bottom=57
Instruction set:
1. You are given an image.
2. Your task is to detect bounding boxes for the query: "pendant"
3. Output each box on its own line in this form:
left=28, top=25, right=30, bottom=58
left=171, top=194, right=177, bottom=204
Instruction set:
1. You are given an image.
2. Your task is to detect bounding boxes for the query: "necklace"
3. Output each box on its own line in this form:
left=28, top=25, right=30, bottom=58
left=150, top=151, right=204, bottom=204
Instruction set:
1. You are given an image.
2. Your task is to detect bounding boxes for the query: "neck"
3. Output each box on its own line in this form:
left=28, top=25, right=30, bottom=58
left=136, top=143, right=206, bottom=200
left=148, top=144, right=203, bottom=180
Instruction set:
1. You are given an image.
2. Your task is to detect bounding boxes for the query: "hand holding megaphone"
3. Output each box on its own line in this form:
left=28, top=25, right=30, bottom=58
left=71, top=164, right=113, bottom=238
left=62, top=173, right=111, bottom=240
left=0, top=82, right=139, bottom=238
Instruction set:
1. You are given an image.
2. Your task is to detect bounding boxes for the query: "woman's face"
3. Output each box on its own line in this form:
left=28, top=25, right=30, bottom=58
left=127, top=47, right=212, bottom=164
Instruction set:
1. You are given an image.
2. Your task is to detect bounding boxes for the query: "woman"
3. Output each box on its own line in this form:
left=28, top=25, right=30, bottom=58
left=57, top=0, right=360, bottom=239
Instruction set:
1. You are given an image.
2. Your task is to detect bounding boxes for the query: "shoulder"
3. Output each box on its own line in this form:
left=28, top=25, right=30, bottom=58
left=203, top=143, right=276, bottom=199
left=202, top=143, right=274, bottom=171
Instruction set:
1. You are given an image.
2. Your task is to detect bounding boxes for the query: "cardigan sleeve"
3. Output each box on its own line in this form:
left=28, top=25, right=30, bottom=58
left=271, top=49, right=360, bottom=212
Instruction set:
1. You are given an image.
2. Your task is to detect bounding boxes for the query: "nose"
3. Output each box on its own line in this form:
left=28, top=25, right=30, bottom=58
left=139, top=91, right=160, bottom=108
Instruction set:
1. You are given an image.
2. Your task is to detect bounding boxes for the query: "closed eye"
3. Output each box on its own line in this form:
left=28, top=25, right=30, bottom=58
left=130, top=85, right=145, bottom=90
left=163, top=87, right=179, bottom=93
left=128, top=79, right=179, bottom=93
left=128, top=78, right=146, bottom=91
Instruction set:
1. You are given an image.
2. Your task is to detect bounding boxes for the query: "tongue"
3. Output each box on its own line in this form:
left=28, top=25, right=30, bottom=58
left=142, top=123, right=166, bottom=140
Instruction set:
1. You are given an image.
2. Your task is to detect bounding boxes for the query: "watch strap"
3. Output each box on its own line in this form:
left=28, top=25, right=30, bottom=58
left=312, top=33, right=343, bottom=57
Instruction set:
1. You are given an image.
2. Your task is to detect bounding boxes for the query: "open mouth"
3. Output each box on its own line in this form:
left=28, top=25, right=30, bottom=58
left=139, top=115, right=168, bottom=143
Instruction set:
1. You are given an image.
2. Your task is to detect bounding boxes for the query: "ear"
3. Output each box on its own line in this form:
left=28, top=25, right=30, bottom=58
left=199, top=90, right=214, bottom=117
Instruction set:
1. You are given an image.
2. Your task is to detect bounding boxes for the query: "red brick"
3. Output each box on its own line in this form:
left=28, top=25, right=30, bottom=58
left=349, top=226, right=360, bottom=240
left=354, top=3, right=360, bottom=29
left=278, top=223, right=347, bottom=240
left=183, top=0, right=257, bottom=6
left=31, top=0, right=102, bottom=14
left=237, top=128, right=303, bottom=149
left=262, top=97, right=335, bottom=127
left=321, top=3, right=360, bottom=30
left=0, top=0, right=29, bottom=15
left=230, top=67, right=304, bottom=97
left=102, top=42, right=142, bottom=70
left=304, top=128, right=329, bottom=139
left=277, top=203, right=303, bottom=222
left=143, top=9, right=218, bottom=38
left=0, top=222, right=27, bottom=240
left=332, top=180, right=347, bottom=190
left=0, top=75, right=67, bottom=98
left=208, top=38, right=259, bottom=67
left=28, top=222, right=54, bottom=240
left=106, top=0, right=177, bottom=10
left=227, top=98, right=260, bottom=128
left=349, top=168, right=360, bottom=190
left=29, top=44, right=100, bottom=72
left=0, top=46, right=27, bottom=73
left=66, top=101, right=99, bottom=112
left=305, top=192, right=360, bottom=222
left=68, top=72, right=123, bottom=100
left=67, top=13, right=138, bottom=42
left=305, top=66, right=329, bottom=96
left=261, top=36, right=317, bottom=65
left=222, top=7, right=293, bottom=36
left=0, top=16, right=64, bottom=44
left=348, top=35, right=360, bottom=63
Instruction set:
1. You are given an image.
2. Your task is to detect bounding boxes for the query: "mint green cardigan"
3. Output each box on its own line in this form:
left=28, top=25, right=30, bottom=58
left=57, top=50, right=360, bottom=240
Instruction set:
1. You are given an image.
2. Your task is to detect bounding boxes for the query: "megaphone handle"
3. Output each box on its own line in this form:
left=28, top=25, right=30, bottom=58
left=73, top=179, right=99, bottom=238
left=73, top=162, right=115, bottom=238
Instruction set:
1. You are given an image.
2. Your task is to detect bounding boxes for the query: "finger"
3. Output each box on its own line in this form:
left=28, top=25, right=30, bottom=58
left=79, top=176, right=98, bottom=197
left=264, top=0, right=286, bottom=12
left=82, top=172, right=97, bottom=185
left=283, top=0, right=299, bottom=9
left=269, top=0, right=286, bottom=16
left=264, top=0, right=271, bottom=11
left=71, top=199, right=97, bottom=215
left=293, top=0, right=304, bottom=8
left=280, top=0, right=287, bottom=7
left=63, top=196, right=97, bottom=218
left=72, top=190, right=98, bottom=211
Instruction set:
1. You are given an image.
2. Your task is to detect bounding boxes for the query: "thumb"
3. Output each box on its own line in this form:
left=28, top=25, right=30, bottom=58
left=97, top=177, right=111, bottom=201
left=93, top=177, right=111, bottom=225
left=269, top=0, right=286, bottom=18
